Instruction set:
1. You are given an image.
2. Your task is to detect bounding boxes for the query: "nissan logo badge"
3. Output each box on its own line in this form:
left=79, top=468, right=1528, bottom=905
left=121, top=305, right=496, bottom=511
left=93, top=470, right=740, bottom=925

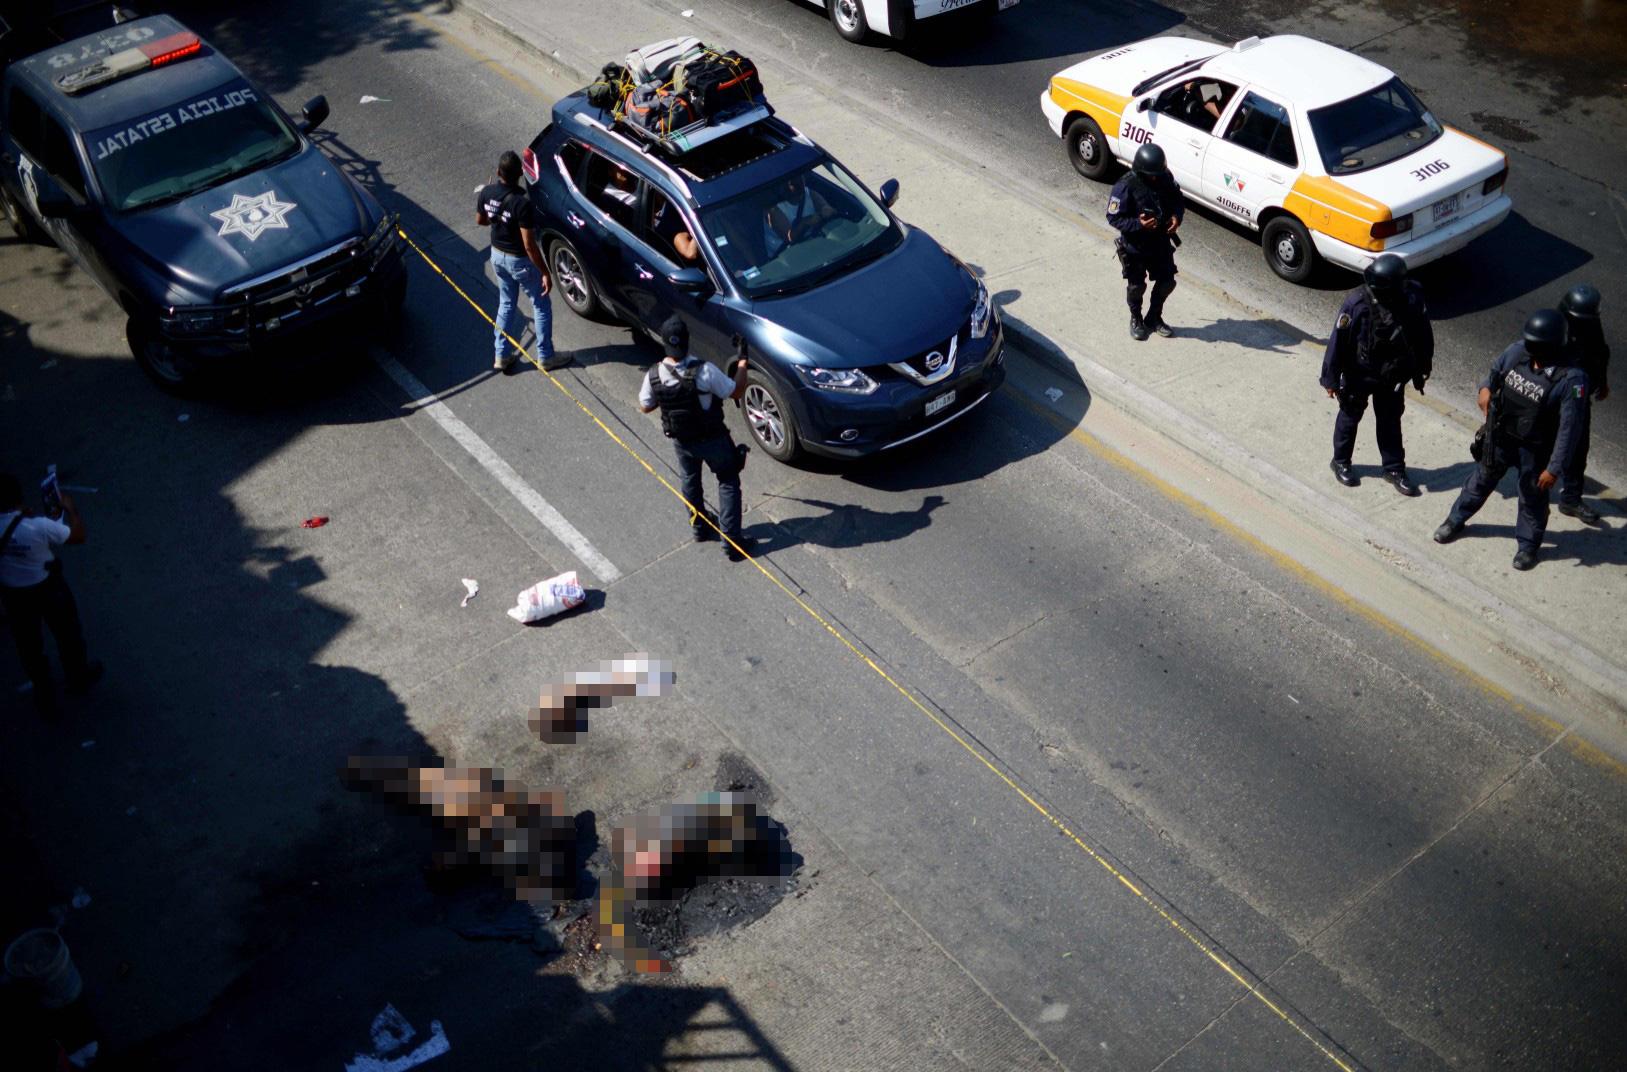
left=924, top=351, right=944, bottom=372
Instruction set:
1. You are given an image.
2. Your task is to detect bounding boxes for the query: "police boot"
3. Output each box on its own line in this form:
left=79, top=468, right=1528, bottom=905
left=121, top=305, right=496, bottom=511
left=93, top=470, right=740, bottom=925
left=1129, top=313, right=1149, bottom=342
left=1329, top=459, right=1359, bottom=487
left=1512, top=549, right=1538, bottom=571
left=1558, top=501, right=1602, bottom=525
left=1145, top=305, right=1175, bottom=338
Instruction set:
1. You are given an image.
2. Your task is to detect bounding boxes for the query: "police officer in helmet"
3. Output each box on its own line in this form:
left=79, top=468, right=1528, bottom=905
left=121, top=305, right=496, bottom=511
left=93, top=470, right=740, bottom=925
left=1554, top=283, right=1609, bottom=524
left=638, top=316, right=754, bottom=561
left=1320, top=253, right=1434, bottom=495
left=1107, top=144, right=1184, bottom=341
left=1434, top=309, right=1589, bottom=571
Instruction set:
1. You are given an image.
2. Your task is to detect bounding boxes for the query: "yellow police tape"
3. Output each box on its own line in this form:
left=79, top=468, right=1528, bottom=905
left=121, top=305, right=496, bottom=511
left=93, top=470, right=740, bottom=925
left=396, top=226, right=1357, bottom=1072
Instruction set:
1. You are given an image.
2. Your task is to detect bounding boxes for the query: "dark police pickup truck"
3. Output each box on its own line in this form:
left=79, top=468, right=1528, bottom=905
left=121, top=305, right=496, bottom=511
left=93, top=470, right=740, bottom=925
left=0, top=12, right=406, bottom=391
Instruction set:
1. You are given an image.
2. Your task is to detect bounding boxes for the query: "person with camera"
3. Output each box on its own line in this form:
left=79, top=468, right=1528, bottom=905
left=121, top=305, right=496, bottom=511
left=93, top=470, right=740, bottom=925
left=1433, top=310, right=1589, bottom=571
left=1320, top=253, right=1435, bottom=495
left=638, top=316, right=753, bottom=561
left=0, top=472, right=102, bottom=715
left=1107, top=143, right=1184, bottom=341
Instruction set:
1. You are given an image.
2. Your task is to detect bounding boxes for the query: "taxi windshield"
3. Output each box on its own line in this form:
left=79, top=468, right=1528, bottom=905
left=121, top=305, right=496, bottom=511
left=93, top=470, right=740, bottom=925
left=697, top=160, right=901, bottom=300
left=1307, top=77, right=1442, bottom=176
left=87, top=78, right=299, bottom=211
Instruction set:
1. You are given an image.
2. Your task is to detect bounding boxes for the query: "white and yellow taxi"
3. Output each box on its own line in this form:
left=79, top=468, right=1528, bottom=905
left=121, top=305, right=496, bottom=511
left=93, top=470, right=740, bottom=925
left=1041, top=35, right=1512, bottom=282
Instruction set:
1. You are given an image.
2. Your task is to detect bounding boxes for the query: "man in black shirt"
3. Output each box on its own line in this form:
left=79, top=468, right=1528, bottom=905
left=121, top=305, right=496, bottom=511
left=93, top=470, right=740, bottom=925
left=476, top=151, right=569, bottom=373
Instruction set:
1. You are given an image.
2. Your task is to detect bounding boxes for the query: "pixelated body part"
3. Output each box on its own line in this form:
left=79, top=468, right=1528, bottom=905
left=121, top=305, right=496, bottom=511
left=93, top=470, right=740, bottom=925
left=530, top=654, right=676, bottom=744
left=343, top=758, right=575, bottom=903
left=599, top=792, right=795, bottom=973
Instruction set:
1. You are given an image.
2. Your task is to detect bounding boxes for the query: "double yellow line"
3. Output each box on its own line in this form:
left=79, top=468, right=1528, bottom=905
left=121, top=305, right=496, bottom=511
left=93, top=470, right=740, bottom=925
left=395, top=224, right=1357, bottom=1070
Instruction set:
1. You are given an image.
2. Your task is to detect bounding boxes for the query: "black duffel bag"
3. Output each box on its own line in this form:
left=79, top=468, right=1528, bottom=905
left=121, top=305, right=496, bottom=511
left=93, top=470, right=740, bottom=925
left=684, top=51, right=763, bottom=119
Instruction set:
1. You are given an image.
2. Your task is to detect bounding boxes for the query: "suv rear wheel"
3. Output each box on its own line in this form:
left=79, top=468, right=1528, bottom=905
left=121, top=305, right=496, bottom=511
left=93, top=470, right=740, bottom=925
left=128, top=318, right=203, bottom=396
left=548, top=238, right=601, bottom=318
left=741, top=369, right=799, bottom=463
left=2, top=185, right=49, bottom=244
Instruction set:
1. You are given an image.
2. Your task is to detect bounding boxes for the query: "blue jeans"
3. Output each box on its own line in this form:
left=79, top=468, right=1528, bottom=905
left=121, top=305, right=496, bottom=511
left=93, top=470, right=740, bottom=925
left=674, top=433, right=743, bottom=539
left=491, top=249, right=553, bottom=361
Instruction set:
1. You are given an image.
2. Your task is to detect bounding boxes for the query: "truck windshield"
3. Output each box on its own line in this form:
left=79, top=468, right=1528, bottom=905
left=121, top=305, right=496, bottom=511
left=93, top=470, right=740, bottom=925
left=698, top=159, right=901, bottom=300
left=1307, top=77, right=1442, bottom=176
left=86, top=77, right=298, bottom=211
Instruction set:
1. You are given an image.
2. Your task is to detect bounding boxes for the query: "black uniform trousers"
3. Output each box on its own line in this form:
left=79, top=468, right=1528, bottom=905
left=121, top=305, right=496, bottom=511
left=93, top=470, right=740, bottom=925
left=1, top=564, right=91, bottom=698
left=1446, top=441, right=1551, bottom=554
left=674, top=431, right=743, bottom=539
left=1333, top=378, right=1407, bottom=472
left=1116, top=243, right=1176, bottom=321
left=1556, top=396, right=1591, bottom=506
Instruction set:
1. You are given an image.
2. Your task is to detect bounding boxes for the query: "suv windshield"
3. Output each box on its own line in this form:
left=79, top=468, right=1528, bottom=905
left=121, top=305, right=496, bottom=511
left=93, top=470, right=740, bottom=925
left=86, top=77, right=298, bottom=211
left=1307, top=77, right=1442, bottom=176
left=698, top=160, right=900, bottom=300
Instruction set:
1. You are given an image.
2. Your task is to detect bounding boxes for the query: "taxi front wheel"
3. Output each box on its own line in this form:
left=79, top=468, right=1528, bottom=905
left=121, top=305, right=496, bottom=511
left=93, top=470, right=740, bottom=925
left=1064, top=116, right=1113, bottom=181
left=1262, top=215, right=1318, bottom=284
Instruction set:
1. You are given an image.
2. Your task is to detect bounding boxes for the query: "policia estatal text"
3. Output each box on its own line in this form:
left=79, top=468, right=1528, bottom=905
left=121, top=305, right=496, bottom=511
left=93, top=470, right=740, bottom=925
left=1434, top=309, right=1588, bottom=571
left=639, top=317, right=754, bottom=560
left=1320, top=253, right=1434, bottom=496
left=1107, top=144, right=1183, bottom=342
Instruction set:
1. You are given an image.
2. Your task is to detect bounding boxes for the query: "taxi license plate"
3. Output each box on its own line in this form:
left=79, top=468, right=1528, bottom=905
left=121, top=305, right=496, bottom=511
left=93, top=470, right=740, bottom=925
left=926, top=390, right=956, bottom=417
left=1432, top=194, right=1460, bottom=223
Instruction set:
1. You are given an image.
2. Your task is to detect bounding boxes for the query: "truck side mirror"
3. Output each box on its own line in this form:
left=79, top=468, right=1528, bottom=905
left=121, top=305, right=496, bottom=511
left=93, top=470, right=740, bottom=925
left=300, top=94, right=330, bottom=134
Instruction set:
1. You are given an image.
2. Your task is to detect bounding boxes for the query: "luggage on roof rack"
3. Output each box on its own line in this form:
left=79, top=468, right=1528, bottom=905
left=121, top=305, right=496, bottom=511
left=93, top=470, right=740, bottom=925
left=605, top=39, right=769, bottom=156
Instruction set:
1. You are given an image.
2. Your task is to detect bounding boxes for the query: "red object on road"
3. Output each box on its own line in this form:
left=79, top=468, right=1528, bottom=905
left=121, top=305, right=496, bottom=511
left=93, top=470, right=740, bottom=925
left=300, top=516, right=330, bottom=529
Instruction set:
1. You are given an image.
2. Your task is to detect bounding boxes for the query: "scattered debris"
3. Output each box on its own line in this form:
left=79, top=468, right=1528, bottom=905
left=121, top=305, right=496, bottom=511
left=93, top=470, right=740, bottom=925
left=681, top=8, right=694, bottom=14
left=344, top=1005, right=449, bottom=1072
left=66, top=1041, right=98, bottom=1068
left=531, top=654, right=674, bottom=744
left=176, top=413, right=190, bottom=423
left=459, top=578, right=479, bottom=607
left=80, top=740, right=95, bottom=750
left=125, top=806, right=138, bottom=817
left=3, top=384, right=16, bottom=402
left=1044, top=387, right=1064, bottom=402
left=359, top=95, right=392, bottom=104
left=300, top=515, right=330, bottom=529
left=1287, top=694, right=1300, bottom=704
left=71, top=888, right=91, bottom=910
left=343, top=759, right=576, bottom=904
left=39, top=359, right=58, bottom=370
left=60, top=485, right=98, bottom=494
left=507, top=571, right=586, bottom=623
left=16, top=681, right=32, bottom=694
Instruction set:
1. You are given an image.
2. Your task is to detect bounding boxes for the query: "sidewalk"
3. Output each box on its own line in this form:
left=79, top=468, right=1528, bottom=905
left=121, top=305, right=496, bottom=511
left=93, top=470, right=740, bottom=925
left=453, top=0, right=1627, bottom=728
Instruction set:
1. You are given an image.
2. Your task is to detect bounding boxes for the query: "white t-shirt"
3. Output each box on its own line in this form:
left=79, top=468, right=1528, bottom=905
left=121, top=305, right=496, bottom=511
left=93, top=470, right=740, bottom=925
left=639, top=356, right=735, bottom=411
left=0, top=511, right=70, bottom=588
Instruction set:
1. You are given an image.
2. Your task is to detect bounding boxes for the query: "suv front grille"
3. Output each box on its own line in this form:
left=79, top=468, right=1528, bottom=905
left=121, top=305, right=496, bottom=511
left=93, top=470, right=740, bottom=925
left=887, top=331, right=960, bottom=386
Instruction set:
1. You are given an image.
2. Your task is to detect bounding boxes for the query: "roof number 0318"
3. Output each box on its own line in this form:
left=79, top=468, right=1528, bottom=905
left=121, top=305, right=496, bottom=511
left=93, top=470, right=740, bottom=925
left=1410, top=159, right=1450, bottom=182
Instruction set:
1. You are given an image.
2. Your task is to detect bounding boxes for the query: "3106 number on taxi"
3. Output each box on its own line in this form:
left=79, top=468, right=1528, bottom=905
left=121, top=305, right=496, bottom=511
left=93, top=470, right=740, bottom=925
left=1040, top=34, right=1512, bottom=283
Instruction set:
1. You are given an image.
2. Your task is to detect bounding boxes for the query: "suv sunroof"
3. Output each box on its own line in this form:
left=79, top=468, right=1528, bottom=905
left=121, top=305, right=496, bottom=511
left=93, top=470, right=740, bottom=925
left=670, top=127, right=785, bottom=181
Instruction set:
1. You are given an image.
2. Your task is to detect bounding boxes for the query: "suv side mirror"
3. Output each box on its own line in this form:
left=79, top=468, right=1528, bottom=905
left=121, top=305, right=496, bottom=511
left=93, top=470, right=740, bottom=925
left=668, top=266, right=712, bottom=293
left=879, top=178, right=900, bottom=208
left=299, top=94, right=330, bottom=134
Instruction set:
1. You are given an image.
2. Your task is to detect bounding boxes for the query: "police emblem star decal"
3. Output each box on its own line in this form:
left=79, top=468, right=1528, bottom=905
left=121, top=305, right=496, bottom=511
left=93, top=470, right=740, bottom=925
left=211, top=191, right=298, bottom=241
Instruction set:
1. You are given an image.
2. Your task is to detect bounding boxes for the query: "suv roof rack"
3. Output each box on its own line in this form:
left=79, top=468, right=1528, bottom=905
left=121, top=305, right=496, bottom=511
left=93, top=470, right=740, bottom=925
left=615, top=100, right=774, bottom=157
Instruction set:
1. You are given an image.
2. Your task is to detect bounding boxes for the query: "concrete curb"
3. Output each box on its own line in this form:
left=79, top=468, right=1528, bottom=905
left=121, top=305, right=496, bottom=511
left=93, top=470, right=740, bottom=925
left=446, top=0, right=1626, bottom=725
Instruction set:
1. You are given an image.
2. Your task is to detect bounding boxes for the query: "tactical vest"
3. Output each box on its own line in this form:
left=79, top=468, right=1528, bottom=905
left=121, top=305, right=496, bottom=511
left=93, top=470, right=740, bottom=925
left=650, top=365, right=725, bottom=442
left=1495, top=361, right=1557, bottom=446
left=1355, top=297, right=1414, bottom=381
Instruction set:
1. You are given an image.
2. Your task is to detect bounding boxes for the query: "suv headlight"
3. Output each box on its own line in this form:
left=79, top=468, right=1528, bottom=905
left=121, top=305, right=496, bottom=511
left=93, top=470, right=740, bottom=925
left=793, top=365, right=879, bottom=395
left=162, top=306, right=224, bottom=335
left=366, top=212, right=399, bottom=265
left=970, top=277, right=992, bottom=339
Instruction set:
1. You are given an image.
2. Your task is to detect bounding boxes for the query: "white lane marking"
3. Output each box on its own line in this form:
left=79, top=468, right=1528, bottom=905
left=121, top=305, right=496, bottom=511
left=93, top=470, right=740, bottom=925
left=374, top=354, right=621, bottom=583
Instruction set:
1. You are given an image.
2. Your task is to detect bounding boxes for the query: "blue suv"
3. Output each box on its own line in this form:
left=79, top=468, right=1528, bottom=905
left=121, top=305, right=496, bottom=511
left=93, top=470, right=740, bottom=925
left=524, top=87, right=1004, bottom=461
left=0, top=14, right=406, bottom=392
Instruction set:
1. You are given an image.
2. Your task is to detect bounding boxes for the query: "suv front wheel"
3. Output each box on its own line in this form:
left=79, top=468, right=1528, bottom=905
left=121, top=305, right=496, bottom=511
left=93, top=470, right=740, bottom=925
left=741, top=369, right=799, bottom=463
left=128, top=318, right=203, bottom=395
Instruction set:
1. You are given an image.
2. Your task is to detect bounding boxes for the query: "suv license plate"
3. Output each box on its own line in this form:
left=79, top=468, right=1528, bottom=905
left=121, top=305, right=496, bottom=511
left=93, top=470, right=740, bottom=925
left=1432, top=194, right=1460, bottom=223
left=926, top=390, right=956, bottom=417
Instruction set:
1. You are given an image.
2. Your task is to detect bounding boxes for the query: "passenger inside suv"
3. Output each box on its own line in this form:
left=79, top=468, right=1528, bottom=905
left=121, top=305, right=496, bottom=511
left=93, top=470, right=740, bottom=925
left=648, top=190, right=699, bottom=263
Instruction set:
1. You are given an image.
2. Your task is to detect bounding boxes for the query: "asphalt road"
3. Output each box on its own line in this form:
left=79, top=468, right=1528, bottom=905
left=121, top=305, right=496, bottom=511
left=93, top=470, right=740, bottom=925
left=642, top=0, right=1627, bottom=473
left=3, top=2, right=1625, bottom=1069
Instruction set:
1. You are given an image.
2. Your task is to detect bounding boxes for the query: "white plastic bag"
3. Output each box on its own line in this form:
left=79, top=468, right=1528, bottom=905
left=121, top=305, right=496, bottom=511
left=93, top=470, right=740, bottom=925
left=507, top=571, right=586, bottom=623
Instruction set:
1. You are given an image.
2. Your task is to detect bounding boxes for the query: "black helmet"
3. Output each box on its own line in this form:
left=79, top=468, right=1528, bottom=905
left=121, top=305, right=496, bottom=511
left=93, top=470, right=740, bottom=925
left=1559, top=283, right=1601, bottom=320
left=661, top=315, right=688, bottom=357
left=1132, top=143, right=1167, bottom=178
left=1522, top=308, right=1569, bottom=360
left=1363, top=253, right=1407, bottom=296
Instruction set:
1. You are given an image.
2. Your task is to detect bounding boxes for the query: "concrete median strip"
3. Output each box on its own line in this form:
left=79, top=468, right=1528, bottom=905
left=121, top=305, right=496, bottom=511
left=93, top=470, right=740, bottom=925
left=447, top=0, right=1625, bottom=730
